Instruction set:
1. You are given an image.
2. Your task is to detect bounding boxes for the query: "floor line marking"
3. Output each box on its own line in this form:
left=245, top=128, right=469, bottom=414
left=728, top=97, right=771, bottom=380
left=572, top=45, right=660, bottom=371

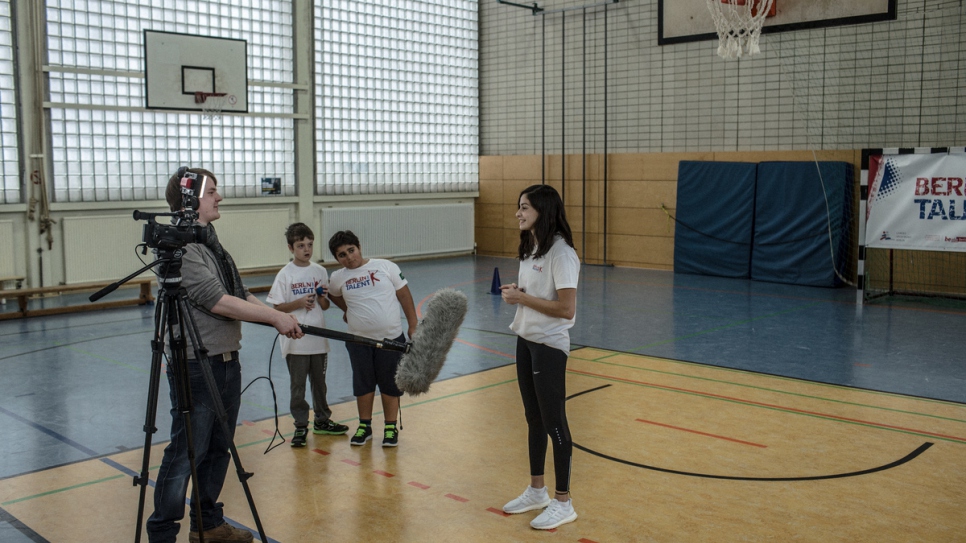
left=568, top=369, right=966, bottom=444
left=0, top=406, right=99, bottom=456
left=454, top=338, right=515, bottom=359
left=0, top=506, right=49, bottom=542
left=570, top=385, right=937, bottom=481
left=1, top=473, right=126, bottom=506
left=569, top=353, right=966, bottom=424
left=636, top=418, right=767, bottom=448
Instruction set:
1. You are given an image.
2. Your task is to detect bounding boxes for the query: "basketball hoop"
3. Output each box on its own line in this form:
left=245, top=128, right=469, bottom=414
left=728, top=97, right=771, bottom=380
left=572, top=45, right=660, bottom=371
left=707, top=0, right=776, bottom=60
left=194, top=92, right=234, bottom=120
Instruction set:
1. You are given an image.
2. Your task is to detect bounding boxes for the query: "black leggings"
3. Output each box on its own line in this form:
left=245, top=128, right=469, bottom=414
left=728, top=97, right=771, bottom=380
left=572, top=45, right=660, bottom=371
left=515, top=336, right=572, bottom=494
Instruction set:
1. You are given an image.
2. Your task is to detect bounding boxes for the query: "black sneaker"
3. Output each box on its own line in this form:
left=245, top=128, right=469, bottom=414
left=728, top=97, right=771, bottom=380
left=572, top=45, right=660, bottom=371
left=382, top=425, right=399, bottom=447
left=291, top=427, right=308, bottom=448
left=350, top=423, right=372, bottom=446
left=313, top=419, right=349, bottom=435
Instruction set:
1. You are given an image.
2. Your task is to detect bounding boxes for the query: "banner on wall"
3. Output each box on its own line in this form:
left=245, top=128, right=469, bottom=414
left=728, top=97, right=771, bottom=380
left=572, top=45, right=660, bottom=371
left=866, top=152, right=966, bottom=252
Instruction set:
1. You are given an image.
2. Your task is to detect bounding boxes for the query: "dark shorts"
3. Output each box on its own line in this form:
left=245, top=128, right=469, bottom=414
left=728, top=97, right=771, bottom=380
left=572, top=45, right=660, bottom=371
left=345, top=333, right=405, bottom=397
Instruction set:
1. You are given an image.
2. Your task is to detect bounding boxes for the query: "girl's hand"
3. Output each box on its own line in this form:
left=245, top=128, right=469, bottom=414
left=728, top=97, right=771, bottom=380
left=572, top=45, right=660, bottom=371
left=500, top=283, right=525, bottom=305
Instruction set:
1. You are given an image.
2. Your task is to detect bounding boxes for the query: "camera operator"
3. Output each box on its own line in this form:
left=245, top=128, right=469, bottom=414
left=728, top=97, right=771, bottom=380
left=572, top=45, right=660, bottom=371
left=147, top=168, right=303, bottom=543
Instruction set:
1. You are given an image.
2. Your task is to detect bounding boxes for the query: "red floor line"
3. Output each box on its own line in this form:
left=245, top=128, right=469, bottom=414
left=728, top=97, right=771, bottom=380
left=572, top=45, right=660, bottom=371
left=408, top=481, right=430, bottom=489
left=312, top=449, right=329, bottom=456
left=373, top=470, right=394, bottom=477
left=341, top=459, right=361, bottom=466
left=636, top=418, right=767, bottom=448
left=486, top=507, right=510, bottom=517
left=570, top=368, right=966, bottom=443
left=454, top=338, right=515, bottom=359
left=445, top=493, right=469, bottom=502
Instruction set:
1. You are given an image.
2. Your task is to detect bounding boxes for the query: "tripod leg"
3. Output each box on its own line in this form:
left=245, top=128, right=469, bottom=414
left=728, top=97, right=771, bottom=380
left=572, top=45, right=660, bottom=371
left=139, top=288, right=207, bottom=543
left=168, top=313, right=207, bottom=542
left=177, top=294, right=268, bottom=543
left=134, top=291, right=169, bottom=543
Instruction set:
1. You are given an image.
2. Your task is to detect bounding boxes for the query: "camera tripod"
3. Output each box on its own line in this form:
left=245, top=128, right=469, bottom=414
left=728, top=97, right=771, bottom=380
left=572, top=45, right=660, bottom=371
left=94, top=249, right=267, bottom=543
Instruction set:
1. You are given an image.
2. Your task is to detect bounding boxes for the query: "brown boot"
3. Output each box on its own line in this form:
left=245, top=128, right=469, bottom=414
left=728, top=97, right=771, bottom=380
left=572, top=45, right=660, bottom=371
left=188, top=523, right=254, bottom=543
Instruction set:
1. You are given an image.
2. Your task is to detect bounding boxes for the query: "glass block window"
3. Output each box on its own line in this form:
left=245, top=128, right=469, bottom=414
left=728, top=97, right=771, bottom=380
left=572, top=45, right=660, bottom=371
left=0, top=0, right=18, bottom=204
left=315, top=1, right=479, bottom=195
left=45, top=0, right=295, bottom=202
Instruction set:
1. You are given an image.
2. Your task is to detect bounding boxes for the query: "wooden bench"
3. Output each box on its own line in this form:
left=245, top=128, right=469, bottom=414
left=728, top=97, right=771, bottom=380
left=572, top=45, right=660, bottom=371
left=0, top=275, right=26, bottom=305
left=0, top=275, right=25, bottom=290
left=0, top=266, right=282, bottom=320
left=0, top=278, right=156, bottom=320
left=239, top=265, right=283, bottom=294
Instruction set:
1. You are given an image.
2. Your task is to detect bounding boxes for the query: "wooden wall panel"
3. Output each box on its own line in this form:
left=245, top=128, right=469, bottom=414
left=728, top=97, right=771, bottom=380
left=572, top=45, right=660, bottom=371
left=476, top=151, right=862, bottom=270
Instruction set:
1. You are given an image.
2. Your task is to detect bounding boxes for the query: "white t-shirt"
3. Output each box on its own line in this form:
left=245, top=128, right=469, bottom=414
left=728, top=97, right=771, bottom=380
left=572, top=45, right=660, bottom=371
left=266, top=261, right=330, bottom=356
left=328, top=258, right=408, bottom=340
left=509, top=236, right=580, bottom=355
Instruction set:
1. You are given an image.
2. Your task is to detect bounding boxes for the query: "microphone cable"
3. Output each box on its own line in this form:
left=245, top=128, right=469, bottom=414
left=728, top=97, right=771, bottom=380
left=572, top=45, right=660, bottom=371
left=241, top=332, right=286, bottom=454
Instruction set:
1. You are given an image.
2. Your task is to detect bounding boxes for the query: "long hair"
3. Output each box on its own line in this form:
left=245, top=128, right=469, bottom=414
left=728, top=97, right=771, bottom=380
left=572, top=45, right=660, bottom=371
left=517, top=184, right=574, bottom=260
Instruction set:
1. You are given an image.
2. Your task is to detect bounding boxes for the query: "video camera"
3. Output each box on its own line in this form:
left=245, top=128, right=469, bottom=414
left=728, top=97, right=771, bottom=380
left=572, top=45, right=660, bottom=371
left=133, top=167, right=211, bottom=250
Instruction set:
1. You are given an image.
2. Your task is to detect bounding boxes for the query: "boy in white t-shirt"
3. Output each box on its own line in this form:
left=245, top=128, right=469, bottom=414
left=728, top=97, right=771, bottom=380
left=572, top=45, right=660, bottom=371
left=266, top=223, right=349, bottom=447
left=327, top=230, right=418, bottom=448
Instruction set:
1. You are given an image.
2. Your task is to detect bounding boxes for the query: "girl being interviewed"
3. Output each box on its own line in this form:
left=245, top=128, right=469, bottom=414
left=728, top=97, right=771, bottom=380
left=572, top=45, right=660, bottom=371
left=500, top=184, right=580, bottom=530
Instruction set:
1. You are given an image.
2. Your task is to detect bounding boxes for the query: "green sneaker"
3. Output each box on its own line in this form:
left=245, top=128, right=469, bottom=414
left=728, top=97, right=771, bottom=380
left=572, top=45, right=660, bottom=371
left=291, top=427, right=308, bottom=448
left=382, top=424, right=399, bottom=447
left=313, top=419, right=349, bottom=435
left=350, top=423, right=372, bottom=445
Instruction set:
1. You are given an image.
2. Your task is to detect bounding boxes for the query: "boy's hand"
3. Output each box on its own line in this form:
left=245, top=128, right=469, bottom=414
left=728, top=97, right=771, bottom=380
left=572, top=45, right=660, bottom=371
left=302, top=294, right=316, bottom=310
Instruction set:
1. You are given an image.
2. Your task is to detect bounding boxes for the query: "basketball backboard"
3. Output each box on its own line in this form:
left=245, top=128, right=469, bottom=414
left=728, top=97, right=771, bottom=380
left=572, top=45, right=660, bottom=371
left=659, top=0, right=897, bottom=45
left=144, top=30, right=248, bottom=113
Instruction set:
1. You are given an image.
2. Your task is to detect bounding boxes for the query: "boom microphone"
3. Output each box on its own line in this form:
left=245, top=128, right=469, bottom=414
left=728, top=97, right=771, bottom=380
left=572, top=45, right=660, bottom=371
left=395, top=288, right=468, bottom=396
left=256, top=322, right=410, bottom=352
left=252, top=287, right=467, bottom=395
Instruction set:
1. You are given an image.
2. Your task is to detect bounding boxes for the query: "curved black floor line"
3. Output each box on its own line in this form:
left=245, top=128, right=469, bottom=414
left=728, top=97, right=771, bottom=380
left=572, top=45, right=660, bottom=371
left=567, top=384, right=935, bottom=481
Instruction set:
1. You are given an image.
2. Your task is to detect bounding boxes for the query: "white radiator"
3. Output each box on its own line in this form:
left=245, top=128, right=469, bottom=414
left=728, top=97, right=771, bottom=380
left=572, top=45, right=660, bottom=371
left=63, top=215, right=149, bottom=283
left=319, top=203, right=474, bottom=262
left=62, top=208, right=293, bottom=284
left=0, top=220, right=15, bottom=277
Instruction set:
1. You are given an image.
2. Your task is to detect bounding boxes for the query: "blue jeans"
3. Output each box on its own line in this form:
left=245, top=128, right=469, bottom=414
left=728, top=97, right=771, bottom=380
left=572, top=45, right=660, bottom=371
left=146, top=356, right=242, bottom=543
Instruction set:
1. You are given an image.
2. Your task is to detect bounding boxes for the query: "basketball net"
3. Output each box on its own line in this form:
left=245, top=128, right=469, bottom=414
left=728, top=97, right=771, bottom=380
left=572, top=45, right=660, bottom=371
left=195, top=92, right=228, bottom=120
left=706, top=0, right=775, bottom=60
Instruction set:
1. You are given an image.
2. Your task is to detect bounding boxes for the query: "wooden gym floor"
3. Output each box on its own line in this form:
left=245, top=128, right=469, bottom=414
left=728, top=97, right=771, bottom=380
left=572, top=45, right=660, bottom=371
left=2, top=255, right=965, bottom=542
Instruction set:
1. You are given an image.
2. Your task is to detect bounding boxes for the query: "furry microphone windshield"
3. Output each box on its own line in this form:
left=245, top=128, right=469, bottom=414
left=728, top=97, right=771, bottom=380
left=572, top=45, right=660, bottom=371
left=395, top=288, right=468, bottom=395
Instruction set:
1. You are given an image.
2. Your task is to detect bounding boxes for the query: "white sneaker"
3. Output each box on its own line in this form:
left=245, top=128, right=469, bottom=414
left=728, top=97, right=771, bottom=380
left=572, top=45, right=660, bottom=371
left=502, top=486, right=551, bottom=514
left=530, top=498, right=577, bottom=530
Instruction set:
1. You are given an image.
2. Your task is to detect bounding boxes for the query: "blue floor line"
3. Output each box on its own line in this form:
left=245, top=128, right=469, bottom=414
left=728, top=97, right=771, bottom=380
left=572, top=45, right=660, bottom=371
left=0, top=406, right=98, bottom=457
left=0, top=506, right=49, bottom=543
